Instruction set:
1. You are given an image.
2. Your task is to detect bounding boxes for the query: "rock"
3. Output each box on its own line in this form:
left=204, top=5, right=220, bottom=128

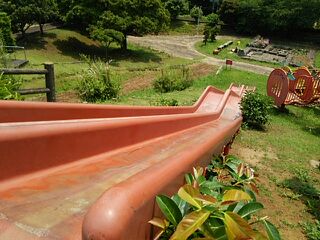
left=309, top=160, right=320, bottom=168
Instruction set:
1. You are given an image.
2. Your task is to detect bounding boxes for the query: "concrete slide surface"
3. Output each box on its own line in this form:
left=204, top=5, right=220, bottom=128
left=0, top=84, right=245, bottom=239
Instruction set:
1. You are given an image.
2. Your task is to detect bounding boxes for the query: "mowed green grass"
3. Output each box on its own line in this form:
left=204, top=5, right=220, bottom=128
left=14, top=28, right=192, bottom=94
left=315, top=51, right=320, bottom=68
left=195, top=38, right=280, bottom=68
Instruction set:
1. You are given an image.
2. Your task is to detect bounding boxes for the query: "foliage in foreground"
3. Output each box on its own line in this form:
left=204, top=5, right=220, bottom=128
left=77, top=59, right=120, bottom=103
left=240, top=92, right=272, bottom=130
left=150, top=155, right=281, bottom=240
left=0, top=73, right=21, bottom=100
left=153, top=67, right=192, bottom=93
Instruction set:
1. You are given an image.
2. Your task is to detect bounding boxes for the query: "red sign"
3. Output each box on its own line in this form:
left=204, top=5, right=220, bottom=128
left=226, top=59, right=233, bottom=65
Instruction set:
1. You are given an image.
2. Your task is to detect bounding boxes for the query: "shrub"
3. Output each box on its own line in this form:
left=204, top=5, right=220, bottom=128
left=77, top=60, right=120, bottom=102
left=190, top=6, right=203, bottom=23
left=0, top=73, right=22, bottom=100
left=240, top=91, right=272, bottom=130
left=149, top=155, right=281, bottom=240
left=155, top=97, right=179, bottom=106
left=153, top=67, right=192, bottom=93
left=0, top=12, right=15, bottom=46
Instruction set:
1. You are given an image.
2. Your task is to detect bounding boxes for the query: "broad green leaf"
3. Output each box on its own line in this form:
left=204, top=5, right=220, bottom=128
left=178, top=184, right=202, bottom=209
left=201, top=178, right=223, bottom=189
left=237, top=202, right=264, bottom=218
left=262, top=220, right=281, bottom=240
left=222, top=189, right=251, bottom=203
left=156, top=195, right=182, bottom=226
left=148, top=217, right=169, bottom=229
left=245, top=189, right=257, bottom=202
left=227, top=201, right=245, bottom=213
left=172, top=194, right=189, bottom=216
left=224, top=211, right=257, bottom=240
left=170, top=210, right=211, bottom=240
left=197, top=175, right=207, bottom=185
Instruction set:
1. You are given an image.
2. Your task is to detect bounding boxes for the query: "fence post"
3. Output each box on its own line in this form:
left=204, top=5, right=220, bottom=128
left=44, top=62, right=56, bottom=102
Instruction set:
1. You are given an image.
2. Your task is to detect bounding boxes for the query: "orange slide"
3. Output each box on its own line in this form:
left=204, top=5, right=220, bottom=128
left=0, top=84, right=246, bottom=240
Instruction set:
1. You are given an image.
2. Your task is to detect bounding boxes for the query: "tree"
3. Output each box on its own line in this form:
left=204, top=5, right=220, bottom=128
left=218, top=0, right=240, bottom=27
left=32, top=0, right=58, bottom=35
left=163, top=0, right=188, bottom=19
left=0, top=12, right=15, bottom=46
left=0, top=0, right=58, bottom=36
left=190, top=6, right=203, bottom=23
left=90, top=27, right=124, bottom=59
left=66, top=0, right=170, bottom=51
left=203, top=13, right=220, bottom=44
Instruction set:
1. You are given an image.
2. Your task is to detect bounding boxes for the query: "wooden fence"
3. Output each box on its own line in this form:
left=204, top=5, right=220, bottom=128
left=0, top=63, right=56, bottom=102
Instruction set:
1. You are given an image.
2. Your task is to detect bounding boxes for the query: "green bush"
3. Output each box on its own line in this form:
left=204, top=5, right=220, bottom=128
left=0, top=74, right=22, bottom=100
left=150, top=155, right=281, bottom=240
left=240, top=92, right=272, bottom=130
left=77, top=60, right=120, bottom=102
left=153, top=67, right=192, bottom=93
left=0, top=12, right=15, bottom=46
left=155, top=97, right=179, bottom=106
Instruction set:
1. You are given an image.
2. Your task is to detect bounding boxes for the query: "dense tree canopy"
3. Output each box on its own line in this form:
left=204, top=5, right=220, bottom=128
left=162, top=0, right=189, bottom=19
left=219, top=0, right=320, bottom=34
left=66, top=0, right=170, bottom=50
left=0, top=12, right=15, bottom=46
left=0, top=0, right=58, bottom=35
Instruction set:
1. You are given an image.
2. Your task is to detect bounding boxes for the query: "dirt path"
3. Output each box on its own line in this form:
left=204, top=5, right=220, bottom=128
left=128, top=35, right=273, bottom=75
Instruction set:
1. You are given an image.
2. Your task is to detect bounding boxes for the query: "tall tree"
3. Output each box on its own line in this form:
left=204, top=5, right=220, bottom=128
left=0, top=0, right=58, bottom=36
left=32, top=0, right=58, bottom=35
left=162, top=0, right=189, bottom=19
left=66, top=0, right=170, bottom=51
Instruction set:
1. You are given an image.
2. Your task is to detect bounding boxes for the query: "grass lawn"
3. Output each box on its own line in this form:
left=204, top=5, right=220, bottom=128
left=164, top=20, right=205, bottom=35
left=13, top=28, right=193, bottom=97
left=315, top=51, right=320, bottom=68
left=195, top=38, right=280, bottom=68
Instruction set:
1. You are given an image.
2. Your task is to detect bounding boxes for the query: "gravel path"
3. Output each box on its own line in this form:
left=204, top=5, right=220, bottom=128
left=128, top=35, right=273, bottom=75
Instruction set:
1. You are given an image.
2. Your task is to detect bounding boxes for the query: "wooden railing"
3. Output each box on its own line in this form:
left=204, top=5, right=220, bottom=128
left=0, top=62, right=56, bottom=102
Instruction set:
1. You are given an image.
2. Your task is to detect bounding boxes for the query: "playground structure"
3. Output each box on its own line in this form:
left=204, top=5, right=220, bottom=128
left=0, top=46, right=29, bottom=68
left=0, top=84, right=248, bottom=240
left=267, top=66, right=320, bottom=107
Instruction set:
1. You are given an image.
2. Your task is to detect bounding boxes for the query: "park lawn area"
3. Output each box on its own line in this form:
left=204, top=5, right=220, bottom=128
left=112, top=68, right=320, bottom=239
left=165, top=20, right=205, bottom=35
left=315, top=51, right=320, bottom=68
left=13, top=28, right=192, bottom=96
left=195, top=38, right=280, bottom=68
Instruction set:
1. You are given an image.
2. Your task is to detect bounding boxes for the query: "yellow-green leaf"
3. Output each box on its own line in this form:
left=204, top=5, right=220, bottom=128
left=224, top=211, right=256, bottom=240
left=178, top=184, right=202, bottom=209
left=170, top=210, right=211, bottom=240
left=222, top=189, right=251, bottom=203
left=194, top=194, right=217, bottom=206
left=148, top=217, right=169, bottom=229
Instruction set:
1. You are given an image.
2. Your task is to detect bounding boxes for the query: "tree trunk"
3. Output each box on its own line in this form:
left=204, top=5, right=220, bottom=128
left=39, top=23, right=44, bottom=35
left=121, top=35, right=127, bottom=51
